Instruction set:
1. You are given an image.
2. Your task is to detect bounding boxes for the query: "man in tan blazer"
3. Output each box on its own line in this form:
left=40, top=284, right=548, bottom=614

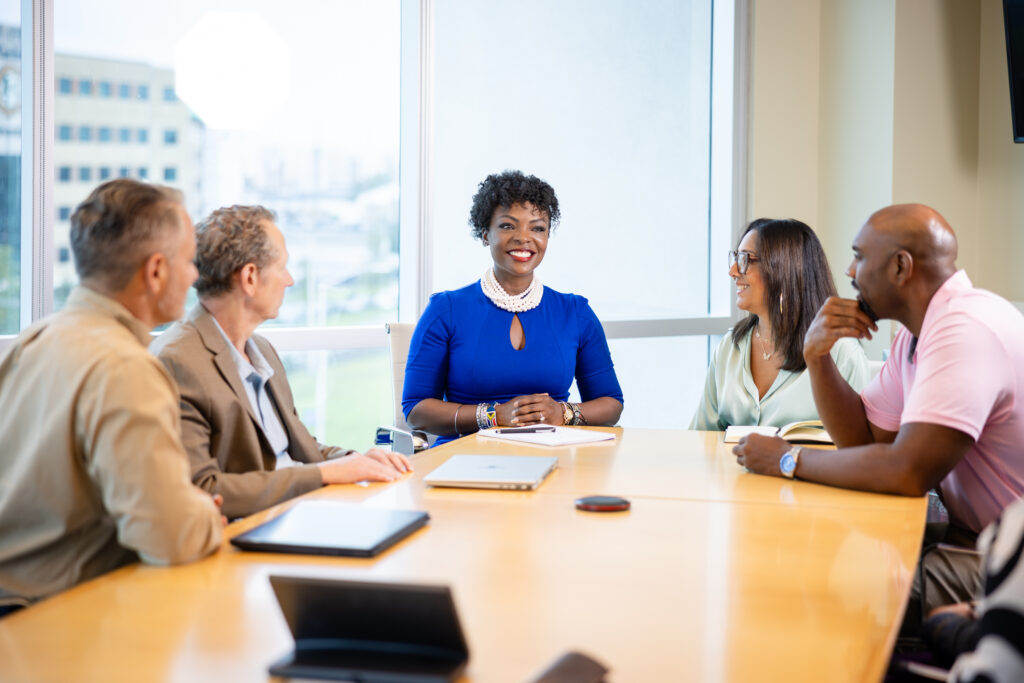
left=0, top=180, right=222, bottom=614
left=151, top=205, right=411, bottom=519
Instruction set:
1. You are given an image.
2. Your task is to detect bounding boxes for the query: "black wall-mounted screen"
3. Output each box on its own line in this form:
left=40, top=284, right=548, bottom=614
left=1006, top=0, right=1024, bottom=142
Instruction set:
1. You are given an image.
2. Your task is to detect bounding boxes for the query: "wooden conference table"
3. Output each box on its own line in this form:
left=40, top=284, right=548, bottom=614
left=0, top=428, right=926, bottom=682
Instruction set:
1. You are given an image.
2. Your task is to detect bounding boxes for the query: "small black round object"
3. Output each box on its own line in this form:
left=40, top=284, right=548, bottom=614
left=575, top=495, right=631, bottom=512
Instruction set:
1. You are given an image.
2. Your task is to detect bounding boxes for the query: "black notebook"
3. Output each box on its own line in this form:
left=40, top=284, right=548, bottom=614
left=268, top=575, right=469, bottom=683
left=230, top=501, right=429, bottom=558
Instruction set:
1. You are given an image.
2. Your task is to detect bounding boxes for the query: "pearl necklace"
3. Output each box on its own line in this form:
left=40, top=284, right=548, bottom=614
left=480, top=268, right=544, bottom=313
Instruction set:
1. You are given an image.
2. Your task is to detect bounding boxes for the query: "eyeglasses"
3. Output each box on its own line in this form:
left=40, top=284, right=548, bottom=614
left=728, top=250, right=760, bottom=275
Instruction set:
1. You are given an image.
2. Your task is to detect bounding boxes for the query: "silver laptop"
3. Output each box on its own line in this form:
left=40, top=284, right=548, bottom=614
left=423, top=454, right=558, bottom=491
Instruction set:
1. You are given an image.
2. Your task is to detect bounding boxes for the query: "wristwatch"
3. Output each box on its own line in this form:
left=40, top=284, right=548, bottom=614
left=779, top=445, right=802, bottom=479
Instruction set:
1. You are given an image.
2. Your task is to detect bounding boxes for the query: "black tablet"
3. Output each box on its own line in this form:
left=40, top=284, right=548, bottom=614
left=269, top=575, right=468, bottom=683
left=231, top=500, right=429, bottom=558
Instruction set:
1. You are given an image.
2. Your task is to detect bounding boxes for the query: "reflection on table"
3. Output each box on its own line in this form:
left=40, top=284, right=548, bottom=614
left=0, top=428, right=925, bottom=682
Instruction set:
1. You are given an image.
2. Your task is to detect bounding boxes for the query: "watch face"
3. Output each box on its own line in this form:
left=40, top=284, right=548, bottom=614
left=780, top=453, right=796, bottom=476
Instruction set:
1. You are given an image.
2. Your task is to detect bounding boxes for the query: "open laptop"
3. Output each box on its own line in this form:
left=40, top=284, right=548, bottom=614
left=423, top=454, right=558, bottom=491
left=269, top=575, right=468, bottom=682
left=231, top=500, right=429, bottom=558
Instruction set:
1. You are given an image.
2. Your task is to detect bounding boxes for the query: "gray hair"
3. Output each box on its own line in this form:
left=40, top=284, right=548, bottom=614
left=193, top=205, right=277, bottom=297
left=70, top=179, right=185, bottom=290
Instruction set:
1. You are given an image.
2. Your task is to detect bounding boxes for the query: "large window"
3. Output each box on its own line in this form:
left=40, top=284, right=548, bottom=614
left=8, top=1, right=742, bottom=446
left=43, top=0, right=402, bottom=448
left=426, top=0, right=738, bottom=427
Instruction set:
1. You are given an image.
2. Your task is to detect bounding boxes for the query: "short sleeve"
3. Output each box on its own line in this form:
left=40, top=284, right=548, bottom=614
left=573, top=297, right=624, bottom=404
left=690, top=333, right=728, bottom=430
left=402, top=292, right=454, bottom=418
left=861, top=332, right=910, bottom=433
left=901, top=313, right=1008, bottom=440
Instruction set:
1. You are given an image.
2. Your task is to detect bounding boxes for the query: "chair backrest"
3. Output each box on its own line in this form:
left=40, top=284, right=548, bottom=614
left=386, top=322, right=415, bottom=431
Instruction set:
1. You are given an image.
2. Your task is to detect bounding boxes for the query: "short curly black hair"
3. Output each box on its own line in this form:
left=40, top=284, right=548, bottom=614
left=468, top=170, right=560, bottom=240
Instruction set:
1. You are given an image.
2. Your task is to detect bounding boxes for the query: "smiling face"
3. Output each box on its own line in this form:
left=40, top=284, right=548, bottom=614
left=482, top=202, right=550, bottom=291
left=729, top=229, right=768, bottom=318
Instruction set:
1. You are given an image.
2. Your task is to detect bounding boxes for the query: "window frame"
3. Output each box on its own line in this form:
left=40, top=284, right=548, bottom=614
left=5, top=0, right=748, bottom=367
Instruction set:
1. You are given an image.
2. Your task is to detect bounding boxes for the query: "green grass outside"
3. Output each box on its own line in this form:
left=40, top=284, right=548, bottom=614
left=281, top=348, right=394, bottom=452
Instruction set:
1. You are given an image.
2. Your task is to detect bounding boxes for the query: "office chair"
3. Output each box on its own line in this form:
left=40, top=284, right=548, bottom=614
left=377, top=323, right=430, bottom=453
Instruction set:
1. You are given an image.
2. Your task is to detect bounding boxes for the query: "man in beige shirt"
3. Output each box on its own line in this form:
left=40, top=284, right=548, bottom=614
left=151, top=205, right=411, bottom=519
left=0, top=179, right=222, bottom=614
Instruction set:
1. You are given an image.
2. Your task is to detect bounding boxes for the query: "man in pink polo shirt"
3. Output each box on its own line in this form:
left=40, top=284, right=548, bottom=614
left=733, top=203, right=1024, bottom=631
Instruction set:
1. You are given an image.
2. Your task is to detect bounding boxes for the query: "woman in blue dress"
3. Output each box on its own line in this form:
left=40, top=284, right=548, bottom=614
left=403, top=170, right=624, bottom=445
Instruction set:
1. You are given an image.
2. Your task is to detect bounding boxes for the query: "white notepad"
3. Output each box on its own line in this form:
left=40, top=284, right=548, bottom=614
left=476, top=426, right=617, bottom=447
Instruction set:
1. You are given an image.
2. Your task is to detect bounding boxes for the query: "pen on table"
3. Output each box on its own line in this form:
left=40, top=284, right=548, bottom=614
left=496, top=426, right=557, bottom=434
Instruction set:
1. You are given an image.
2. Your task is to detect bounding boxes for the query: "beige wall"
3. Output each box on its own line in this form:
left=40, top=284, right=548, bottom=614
left=747, top=0, right=821, bottom=226
left=749, top=0, right=1024, bottom=307
left=892, top=0, right=980, bottom=278
left=977, top=0, right=1024, bottom=299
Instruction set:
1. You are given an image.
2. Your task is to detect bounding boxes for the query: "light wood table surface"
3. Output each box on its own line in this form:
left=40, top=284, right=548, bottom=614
left=0, top=428, right=926, bottom=682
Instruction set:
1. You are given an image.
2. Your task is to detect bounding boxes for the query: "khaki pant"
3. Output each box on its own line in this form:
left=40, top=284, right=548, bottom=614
left=902, top=523, right=982, bottom=637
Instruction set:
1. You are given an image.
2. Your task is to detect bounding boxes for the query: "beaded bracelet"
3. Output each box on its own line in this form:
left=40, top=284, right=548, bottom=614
left=570, top=402, right=588, bottom=426
left=475, top=402, right=497, bottom=430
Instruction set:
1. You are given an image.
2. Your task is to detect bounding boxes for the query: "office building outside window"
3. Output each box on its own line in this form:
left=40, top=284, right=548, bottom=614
left=97, top=126, right=111, bottom=142
left=58, top=166, right=71, bottom=182
left=118, top=127, right=130, bottom=143
left=118, top=82, right=130, bottom=98
left=98, top=81, right=111, bottom=97
left=163, top=167, right=176, bottom=182
left=78, top=167, right=91, bottom=182
left=163, top=87, right=175, bottom=102
left=163, top=129, right=176, bottom=145
left=136, top=84, right=148, bottom=100
left=58, top=77, right=72, bottom=94
left=58, top=124, right=72, bottom=141
left=137, top=128, right=147, bottom=143
left=77, top=125, right=90, bottom=142
left=98, top=167, right=110, bottom=180
left=77, top=79, right=92, bottom=95
left=137, top=167, right=147, bottom=180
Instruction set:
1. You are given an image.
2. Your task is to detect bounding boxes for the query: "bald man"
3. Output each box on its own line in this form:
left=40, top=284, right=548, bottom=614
left=733, top=204, right=1024, bottom=630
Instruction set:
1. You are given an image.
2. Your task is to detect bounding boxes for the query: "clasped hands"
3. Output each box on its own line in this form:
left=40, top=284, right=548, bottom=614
left=495, top=393, right=563, bottom=427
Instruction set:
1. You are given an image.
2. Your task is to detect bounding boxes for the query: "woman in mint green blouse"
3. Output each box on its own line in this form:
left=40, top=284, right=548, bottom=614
left=690, top=218, right=870, bottom=431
